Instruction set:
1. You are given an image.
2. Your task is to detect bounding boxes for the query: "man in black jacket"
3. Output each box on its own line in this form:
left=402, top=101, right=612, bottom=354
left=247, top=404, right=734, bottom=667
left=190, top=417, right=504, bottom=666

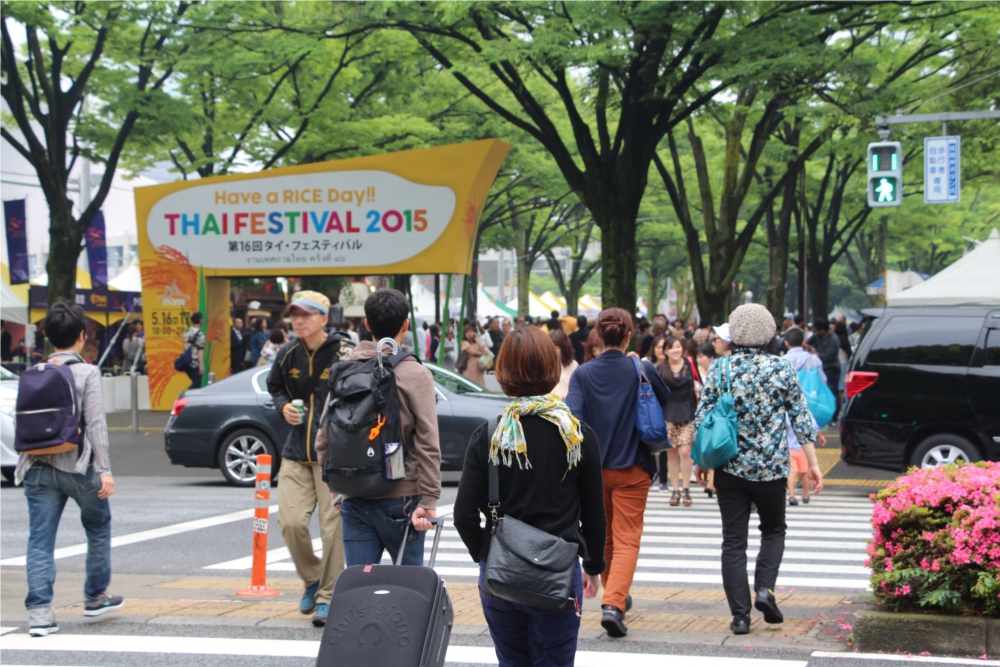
left=568, top=315, right=589, bottom=364
left=230, top=317, right=247, bottom=374
left=267, top=291, right=349, bottom=628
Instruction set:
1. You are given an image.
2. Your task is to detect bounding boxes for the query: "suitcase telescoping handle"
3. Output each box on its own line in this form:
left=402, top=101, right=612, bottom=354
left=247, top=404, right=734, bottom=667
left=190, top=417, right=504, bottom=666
left=396, top=515, right=449, bottom=568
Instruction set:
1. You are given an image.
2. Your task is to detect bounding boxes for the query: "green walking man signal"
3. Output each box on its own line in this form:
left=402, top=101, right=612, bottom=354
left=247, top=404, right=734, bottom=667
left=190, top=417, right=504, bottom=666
left=867, top=141, right=903, bottom=207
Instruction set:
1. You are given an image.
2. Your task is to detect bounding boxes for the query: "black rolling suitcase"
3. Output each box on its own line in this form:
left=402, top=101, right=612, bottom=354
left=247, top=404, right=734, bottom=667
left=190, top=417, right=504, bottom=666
left=317, top=517, right=453, bottom=667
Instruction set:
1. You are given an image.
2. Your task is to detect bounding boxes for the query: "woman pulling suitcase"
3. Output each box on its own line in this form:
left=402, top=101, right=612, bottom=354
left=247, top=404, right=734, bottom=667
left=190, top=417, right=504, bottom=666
left=454, top=326, right=607, bottom=667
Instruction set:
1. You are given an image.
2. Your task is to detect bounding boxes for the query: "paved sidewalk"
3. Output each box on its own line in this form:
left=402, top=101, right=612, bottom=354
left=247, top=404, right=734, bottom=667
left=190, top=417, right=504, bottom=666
left=0, top=571, right=858, bottom=653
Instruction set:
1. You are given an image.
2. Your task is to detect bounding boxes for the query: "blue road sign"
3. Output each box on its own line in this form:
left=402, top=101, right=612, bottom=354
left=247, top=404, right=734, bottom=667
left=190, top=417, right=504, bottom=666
left=924, top=136, right=961, bottom=204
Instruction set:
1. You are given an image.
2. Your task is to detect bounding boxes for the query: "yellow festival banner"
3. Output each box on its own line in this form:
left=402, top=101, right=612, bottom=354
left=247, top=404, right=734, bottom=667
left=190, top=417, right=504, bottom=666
left=134, top=140, right=510, bottom=409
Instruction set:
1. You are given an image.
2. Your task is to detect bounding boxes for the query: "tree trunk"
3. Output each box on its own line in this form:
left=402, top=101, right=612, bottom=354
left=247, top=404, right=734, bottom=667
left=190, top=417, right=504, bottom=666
left=765, top=175, right=797, bottom=321
left=595, top=210, right=637, bottom=317
left=516, top=253, right=531, bottom=320
left=647, top=275, right=659, bottom=320
left=46, top=199, right=83, bottom=307
left=807, top=260, right=830, bottom=320
left=565, top=290, right=579, bottom=317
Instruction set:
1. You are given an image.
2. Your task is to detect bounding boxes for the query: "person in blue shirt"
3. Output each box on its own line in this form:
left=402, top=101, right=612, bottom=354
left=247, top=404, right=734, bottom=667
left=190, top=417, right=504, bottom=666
left=565, top=307, right=670, bottom=638
left=247, top=318, right=268, bottom=367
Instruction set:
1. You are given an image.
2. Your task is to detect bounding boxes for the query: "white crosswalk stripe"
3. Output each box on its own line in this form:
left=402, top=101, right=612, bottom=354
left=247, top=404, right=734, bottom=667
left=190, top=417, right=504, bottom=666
left=203, top=492, right=875, bottom=591
left=0, top=631, right=808, bottom=666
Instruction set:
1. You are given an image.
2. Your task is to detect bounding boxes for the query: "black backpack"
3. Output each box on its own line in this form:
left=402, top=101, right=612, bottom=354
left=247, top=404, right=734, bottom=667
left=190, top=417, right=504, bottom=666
left=322, top=339, right=418, bottom=498
left=15, top=358, right=84, bottom=456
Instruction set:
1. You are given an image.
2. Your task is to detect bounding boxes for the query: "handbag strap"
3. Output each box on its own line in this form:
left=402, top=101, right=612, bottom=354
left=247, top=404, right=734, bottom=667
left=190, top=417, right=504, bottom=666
left=632, top=356, right=649, bottom=384
left=486, top=416, right=502, bottom=524
left=717, top=356, right=732, bottom=394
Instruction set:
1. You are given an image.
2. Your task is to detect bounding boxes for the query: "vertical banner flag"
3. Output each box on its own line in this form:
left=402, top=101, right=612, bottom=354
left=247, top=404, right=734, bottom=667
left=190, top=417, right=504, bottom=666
left=4, top=199, right=30, bottom=284
left=86, top=211, right=109, bottom=288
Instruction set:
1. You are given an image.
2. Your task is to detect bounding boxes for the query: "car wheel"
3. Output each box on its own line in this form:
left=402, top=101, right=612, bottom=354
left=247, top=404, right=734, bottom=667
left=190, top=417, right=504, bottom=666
left=217, top=429, right=277, bottom=487
left=911, top=434, right=981, bottom=470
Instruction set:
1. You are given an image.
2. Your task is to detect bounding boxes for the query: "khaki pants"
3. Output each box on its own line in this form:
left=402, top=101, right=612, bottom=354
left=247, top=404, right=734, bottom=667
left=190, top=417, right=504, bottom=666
left=600, top=465, right=651, bottom=611
left=276, top=459, right=344, bottom=604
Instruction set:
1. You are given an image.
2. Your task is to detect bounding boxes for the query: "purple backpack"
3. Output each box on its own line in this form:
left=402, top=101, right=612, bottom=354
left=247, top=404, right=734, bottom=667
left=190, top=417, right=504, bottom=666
left=14, top=359, right=84, bottom=456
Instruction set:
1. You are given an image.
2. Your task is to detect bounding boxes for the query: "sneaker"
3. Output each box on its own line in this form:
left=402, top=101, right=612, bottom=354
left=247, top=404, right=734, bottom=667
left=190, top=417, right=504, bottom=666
left=730, top=613, right=751, bottom=635
left=601, top=605, right=627, bottom=638
left=300, top=581, right=319, bottom=615
left=802, top=497, right=810, bottom=505
left=624, top=594, right=633, bottom=613
left=788, top=496, right=799, bottom=506
left=29, top=623, right=59, bottom=637
left=312, top=603, right=329, bottom=627
left=754, top=588, right=784, bottom=624
left=659, top=483, right=668, bottom=492
left=83, top=593, right=124, bottom=617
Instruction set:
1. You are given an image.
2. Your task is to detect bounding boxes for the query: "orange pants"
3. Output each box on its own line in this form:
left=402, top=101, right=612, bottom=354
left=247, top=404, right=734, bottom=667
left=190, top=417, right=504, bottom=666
left=601, top=465, right=651, bottom=611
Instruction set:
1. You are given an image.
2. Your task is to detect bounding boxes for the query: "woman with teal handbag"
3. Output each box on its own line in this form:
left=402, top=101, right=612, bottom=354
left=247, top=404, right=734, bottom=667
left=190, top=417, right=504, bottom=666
left=692, top=305, right=825, bottom=637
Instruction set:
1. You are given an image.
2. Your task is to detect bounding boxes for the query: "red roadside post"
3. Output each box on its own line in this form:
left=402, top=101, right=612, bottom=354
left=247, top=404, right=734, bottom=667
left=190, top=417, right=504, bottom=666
left=236, top=454, right=280, bottom=597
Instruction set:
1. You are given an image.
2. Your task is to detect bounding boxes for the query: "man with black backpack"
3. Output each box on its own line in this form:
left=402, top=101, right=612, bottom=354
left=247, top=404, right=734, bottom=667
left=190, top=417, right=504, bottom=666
left=266, top=291, right=350, bottom=628
left=315, top=289, right=441, bottom=568
left=14, top=300, right=122, bottom=637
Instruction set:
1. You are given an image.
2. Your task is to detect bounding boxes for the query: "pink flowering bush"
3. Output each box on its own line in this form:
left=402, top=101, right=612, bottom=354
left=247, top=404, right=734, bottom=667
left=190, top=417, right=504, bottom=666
left=867, top=461, right=1000, bottom=617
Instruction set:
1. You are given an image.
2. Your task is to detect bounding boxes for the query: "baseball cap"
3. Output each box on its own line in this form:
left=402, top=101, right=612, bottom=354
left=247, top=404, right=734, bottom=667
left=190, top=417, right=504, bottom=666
left=713, top=323, right=732, bottom=342
left=283, top=290, right=330, bottom=315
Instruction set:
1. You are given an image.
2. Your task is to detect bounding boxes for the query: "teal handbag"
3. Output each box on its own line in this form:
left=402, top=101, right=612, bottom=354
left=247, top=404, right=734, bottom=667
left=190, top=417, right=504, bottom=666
left=692, top=356, right=739, bottom=470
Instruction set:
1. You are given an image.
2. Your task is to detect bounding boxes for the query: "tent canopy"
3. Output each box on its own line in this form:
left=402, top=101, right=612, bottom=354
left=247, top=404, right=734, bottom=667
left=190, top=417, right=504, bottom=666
left=1, top=279, right=28, bottom=324
left=30, top=266, right=92, bottom=289
left=888, top=228, right=1000, bottom=307
left=578, top=294, right=602, bottom=312
left=479, top=286, right=516, bottom=319
left=538, top=291, right=566, bottom=313
left=109, top=261, right=142, bottom=292
left=506, top=292, right=551, bottom=319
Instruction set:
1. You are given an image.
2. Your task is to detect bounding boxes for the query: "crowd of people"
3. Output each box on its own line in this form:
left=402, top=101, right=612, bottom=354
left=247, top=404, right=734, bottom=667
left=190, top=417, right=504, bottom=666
left=17, top=288, right=837, bottom=663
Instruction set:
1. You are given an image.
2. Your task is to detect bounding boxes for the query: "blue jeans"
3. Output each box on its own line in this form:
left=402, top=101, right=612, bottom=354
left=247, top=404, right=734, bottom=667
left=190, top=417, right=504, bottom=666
left=479, top=560, right=583, bottom=667
left=340, top=496, right=426, bottom=567
left=23, top=463, right=112, bottom=610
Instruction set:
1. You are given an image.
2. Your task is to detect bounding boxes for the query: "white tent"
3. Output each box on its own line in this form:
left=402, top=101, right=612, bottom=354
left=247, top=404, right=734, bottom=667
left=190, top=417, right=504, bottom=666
left=108, top=261, right=142, bottom=292
left=1, top=279, right=28, bottom=325
left=888, top=228, right=1000, bottom=307
left=506, top=292, right=550, bottom=319
left=408, top=277, right=438, bottom=319
left=538, top=291, right=566, bottom=314
left=478, top=286, right=515, bottom=321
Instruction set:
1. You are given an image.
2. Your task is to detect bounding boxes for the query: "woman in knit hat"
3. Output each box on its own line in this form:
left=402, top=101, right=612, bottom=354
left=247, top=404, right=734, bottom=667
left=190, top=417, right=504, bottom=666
left=693, top=304, right=825, bottom=636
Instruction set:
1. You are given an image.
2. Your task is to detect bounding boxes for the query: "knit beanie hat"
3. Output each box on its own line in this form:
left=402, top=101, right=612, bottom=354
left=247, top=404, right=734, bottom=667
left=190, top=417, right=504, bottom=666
left=728, top=304, right=776, bottom=347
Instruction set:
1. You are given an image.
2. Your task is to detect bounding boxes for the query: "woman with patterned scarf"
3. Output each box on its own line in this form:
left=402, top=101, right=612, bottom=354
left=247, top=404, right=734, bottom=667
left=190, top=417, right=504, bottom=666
left=454, top=326, right=606, bottom=667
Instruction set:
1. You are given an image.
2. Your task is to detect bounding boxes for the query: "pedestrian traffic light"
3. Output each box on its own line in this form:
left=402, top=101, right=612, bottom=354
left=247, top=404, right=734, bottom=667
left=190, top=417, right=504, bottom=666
left=867, top=141, right=903, bottom=207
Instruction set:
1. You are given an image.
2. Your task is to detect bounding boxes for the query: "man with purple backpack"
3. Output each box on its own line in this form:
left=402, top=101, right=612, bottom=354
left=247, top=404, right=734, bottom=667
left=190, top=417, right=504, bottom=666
left=13, top=299, right=122, bottom=637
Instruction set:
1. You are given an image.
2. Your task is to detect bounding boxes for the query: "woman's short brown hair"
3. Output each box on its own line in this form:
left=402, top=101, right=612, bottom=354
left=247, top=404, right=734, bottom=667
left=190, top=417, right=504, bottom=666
left=583, top=327, right=603, bottom=362
left=596, top=307, right=633, bottom=348
left=495, top=326, right=561, bottom=397
left=549, top=329, right=574, bottom=367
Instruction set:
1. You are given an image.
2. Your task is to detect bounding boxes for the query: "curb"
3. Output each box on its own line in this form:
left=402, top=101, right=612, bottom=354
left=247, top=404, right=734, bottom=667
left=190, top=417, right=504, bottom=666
left=853, top=608, right=1000, bottom=656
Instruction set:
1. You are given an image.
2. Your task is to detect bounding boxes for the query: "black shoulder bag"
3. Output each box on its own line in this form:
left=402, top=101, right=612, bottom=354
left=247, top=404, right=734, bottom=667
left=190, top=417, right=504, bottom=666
left=483, top=417, right=579, bottom=610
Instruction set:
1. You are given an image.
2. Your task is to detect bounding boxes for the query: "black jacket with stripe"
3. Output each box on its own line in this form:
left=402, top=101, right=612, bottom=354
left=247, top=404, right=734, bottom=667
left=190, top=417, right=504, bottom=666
left=266, top=331, right=351, bottom=463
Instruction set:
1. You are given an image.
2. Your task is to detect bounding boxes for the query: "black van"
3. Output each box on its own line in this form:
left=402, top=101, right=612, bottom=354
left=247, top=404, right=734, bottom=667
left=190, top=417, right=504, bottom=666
left=840, top=307, right=1000, bottom=472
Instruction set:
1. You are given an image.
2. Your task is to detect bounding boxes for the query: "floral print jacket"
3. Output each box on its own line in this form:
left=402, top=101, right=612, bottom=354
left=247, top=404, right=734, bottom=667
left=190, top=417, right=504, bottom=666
left=694, top=347, right=816, bottom=482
